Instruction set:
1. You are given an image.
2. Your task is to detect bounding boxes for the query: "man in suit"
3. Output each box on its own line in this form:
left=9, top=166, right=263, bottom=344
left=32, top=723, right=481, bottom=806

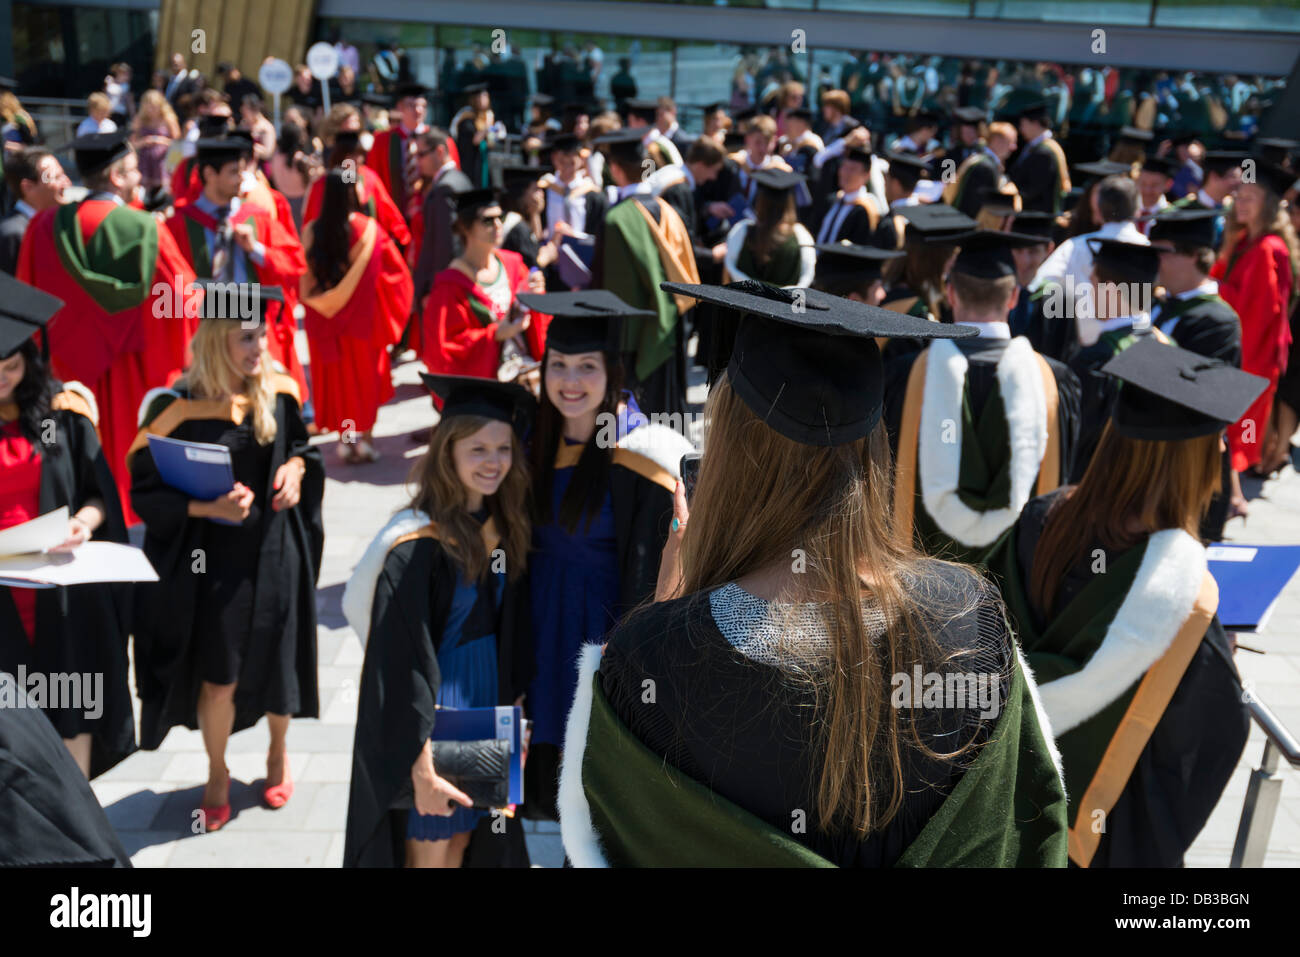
left=0, top=147, right=69, bottom=275
left=1009, top=99, right=1071, bottom=215
left=412, top=127, right=473, bottom=307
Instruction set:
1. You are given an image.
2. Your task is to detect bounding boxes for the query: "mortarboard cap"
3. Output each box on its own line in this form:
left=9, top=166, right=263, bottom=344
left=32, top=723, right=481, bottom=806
left=976, top=186, right=1021, bottom=218
left=952, top=106, right=986, bottom=126
left=197, top=114, right=234, bottom=137
left=886, top=151, right=932, bottom=178
left=1202, top=150, right=1248, bottom=176
left=1140, top=154, right=1176, bottom=178
left=0, top=76, right=18, bottom=92
left=897, top=203, right=976, bottom=242
left=531, top=93, right=555, bottom=108
left=1246, top=158, right=1298, bottom=198
left=420, top=373, right=536, bottom=435
left=624, top=98, right=659, bottom=123
left=71, top=130, right=132, bottom=178
left=545, top=132, right=582, bottom=154
left=1103, top=337, right=1268, bottom=441
left=1144, top=207, right=1219, bottom=249
left=460, top=82, right=487, bottom=96
left=361, top=92, right=394, bottom=108
left=516, top=290, right=653, bottom=355
left=947, top=229, right=1044, bottom=279
left=332, top=129, right=363, bottom=153
left=593, top=128, right=644, bottom=165
left=842, top=145, right=873, bottom=167
left=660, top=280, right=975, bottom=446
left=749, top=168, right=805, bottom=195
left=1256, top=137, right=1298, bottom=166
left=196, top=280, right=283, bottom=321
left=1010, top=96, right=1050, bottom=124
left=451, top=188, right=501, bottom=217
left=1117, top=125, right=1154, bottom=144
left=0, top=273, right=63, bottom=358
left=1087, top=237, right=1160, bottom=285
left=500, top=164, right=551, bottom=191
left=1074, top=159, right=1134, bottom=181
left=785, top=106, right=814, bottom=124
left=395, top=83, right=430, bottom=100
left=1010, top=210, right=1056, bottom=240
left=812, top=242, right=904, bottom=283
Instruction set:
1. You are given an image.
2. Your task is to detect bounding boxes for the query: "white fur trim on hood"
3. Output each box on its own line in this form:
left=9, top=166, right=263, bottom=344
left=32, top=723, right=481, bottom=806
left=136, top=387, right=180, bottom=428
left=1016, top=647, right=1065, bottom=787
left=919, top=336, right=1048, bottom=547
left=60, top=381, right=99, bottom=428
left=1037, top=528, right=1205, bottom=735
left=558, top=642, right=611, bottom=867
left=342, top=508, right=432, bottom=647
left=619, top=420, right=696, bottom=479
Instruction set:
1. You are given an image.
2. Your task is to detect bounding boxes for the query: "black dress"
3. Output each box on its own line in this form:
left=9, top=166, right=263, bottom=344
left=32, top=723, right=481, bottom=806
left=129, top=382, right=325, bottom=750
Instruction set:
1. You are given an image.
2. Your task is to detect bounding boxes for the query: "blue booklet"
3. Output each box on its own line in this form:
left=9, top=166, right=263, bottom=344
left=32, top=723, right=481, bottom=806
left=146, top=434, right=236, bottom=509
left=557, top=235, right=595, bottom=290
left=432, top=705, right=524, bottom=807
left=1206, top=544, right=1300, bottom=632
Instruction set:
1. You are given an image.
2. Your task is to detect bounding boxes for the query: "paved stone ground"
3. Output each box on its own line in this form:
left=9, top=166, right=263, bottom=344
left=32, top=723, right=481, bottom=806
left=94, top=346, right=1300, bottom=867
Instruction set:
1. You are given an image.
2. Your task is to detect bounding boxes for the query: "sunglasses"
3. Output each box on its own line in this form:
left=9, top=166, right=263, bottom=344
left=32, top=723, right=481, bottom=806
left=478, top=212, right=504, bottom=225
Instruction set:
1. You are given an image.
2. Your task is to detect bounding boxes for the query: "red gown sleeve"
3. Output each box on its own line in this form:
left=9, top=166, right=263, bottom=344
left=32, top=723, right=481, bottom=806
left=366, top=170, right=412, bottom=248
left=421, top=281, right=498, bottom=378
left=375, top=229, right=414, bottom=349
left=302, top=178, right=324, bottom=229
left=365, top=132, right=395, bottom=197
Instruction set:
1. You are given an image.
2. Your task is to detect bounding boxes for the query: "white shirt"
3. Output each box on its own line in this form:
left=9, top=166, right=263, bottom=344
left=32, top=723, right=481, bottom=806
left=1136, top=195, right=1169, bottom=235
left=545, top=174, right=595, bottom=238
left=14, top=200, right=36, bottom=219
left=1032, top=219, right=1148, bottom=293
left=956, top=320, right=1012, bottom=339
left=1094, top=314, right=1150, bottom=335
left=816, top=185, right=869, bottom=244
left=615, top=181, right=652, bottom=204
left=1155, top=279, right=1220, bottom=335
left=76, top=116, right=117, bottom=137
left=1197, top=188, right=1220, bottom=209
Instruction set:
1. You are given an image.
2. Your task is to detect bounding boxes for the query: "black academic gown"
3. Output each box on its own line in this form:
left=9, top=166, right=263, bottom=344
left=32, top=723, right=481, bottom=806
left=0, top=685, right=132, bottom=866
left=501, top=219, right=541, bottom=270
left=1014, top=492, right=1249, bottom=866
left=1155, top=293, right=1242, bottom=541
left=883, top=336, right=1081, bottom=561
left=522, top=451, right=675, bottom=819
left=1068, top=322, right=1149, bottom=483
left=129, top=385, right=325, bottom=750
left=343, top=533, right=534, bottom=867
left=0, top=400, right=135, bottom=777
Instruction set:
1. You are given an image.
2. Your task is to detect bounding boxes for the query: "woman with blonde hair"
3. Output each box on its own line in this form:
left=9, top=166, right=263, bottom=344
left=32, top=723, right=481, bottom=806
left=131, top=90, right=180, bottom=192
left=560, top=281, right=1068, bottom=867
left=129, top=282, right=324, bottom=831
left=989, top=338, right=1263, bottom=866
left=1, top=88, right=37, bottom=162
left=343, top=374, right=536, bottom=868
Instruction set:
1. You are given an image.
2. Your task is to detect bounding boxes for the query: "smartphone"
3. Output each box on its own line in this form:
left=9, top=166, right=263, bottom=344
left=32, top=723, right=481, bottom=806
left=680, top=453, right=702, bottom=504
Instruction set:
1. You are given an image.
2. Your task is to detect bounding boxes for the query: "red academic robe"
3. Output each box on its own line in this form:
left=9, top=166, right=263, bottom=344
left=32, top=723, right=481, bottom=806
left=1213, top=233, right=1295, bottom=471
left=420, top=249, right=548, bottom=379
left=166, top=197, right=310, bottom=404
left=301, top=213, right=413, bottom=433
left=17, top=200, right=196, bottom=524
left=302, top=165, right=411, bottom=248
left=365, top=127, right=458, bottom=221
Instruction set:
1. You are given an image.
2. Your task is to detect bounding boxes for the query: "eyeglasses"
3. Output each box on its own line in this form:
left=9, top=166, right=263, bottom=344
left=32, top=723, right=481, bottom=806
left=478, top=213, right=504, bottom=225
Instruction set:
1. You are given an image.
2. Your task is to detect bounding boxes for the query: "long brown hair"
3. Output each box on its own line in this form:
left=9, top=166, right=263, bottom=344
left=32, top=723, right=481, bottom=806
left=673, top=375, right=986, bottom=838
left=1030, top=422, right=1221, bottom=618
left=409, top=414, right=530, bottom=583
left=744, top=188, right=797, bottom=267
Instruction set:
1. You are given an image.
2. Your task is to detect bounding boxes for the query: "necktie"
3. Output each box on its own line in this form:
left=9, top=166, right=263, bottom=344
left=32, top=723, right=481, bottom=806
left=401, top=131, right=419, bottom=206
left=211, top=206, right=234, bottom=281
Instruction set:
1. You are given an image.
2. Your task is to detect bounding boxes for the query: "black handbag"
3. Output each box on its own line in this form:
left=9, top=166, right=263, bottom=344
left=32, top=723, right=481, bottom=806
left=431, top=738, right=512, bottom=809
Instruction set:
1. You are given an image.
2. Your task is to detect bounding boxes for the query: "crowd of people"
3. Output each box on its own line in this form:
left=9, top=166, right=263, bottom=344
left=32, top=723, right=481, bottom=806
left=0, top=42, right=1297, bottom=869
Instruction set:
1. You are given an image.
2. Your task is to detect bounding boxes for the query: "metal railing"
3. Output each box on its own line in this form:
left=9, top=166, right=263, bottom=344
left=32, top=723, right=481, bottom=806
left=1230, top=693, right=1300, bottom=867
left=19, top=97, right=90, bottom=155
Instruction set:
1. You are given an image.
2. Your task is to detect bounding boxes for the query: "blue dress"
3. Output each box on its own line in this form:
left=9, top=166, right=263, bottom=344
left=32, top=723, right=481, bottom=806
left=527, top=442, right=622, bottom=747
left=407, top=567, right=506, bottom=842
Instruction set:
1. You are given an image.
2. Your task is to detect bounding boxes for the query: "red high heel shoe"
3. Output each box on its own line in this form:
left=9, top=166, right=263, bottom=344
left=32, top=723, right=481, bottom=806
left=200, top=770, right=232, bottom=832
left=263, top=761, right=293, bottom=809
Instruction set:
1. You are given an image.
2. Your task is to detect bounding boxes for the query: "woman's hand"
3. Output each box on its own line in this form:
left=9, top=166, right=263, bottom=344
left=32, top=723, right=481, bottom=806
left=271, top=457, right=305, bottom=511
left=494, top=315, right=530, bottom=342
left=411, top=741, right=473, bottom=817
left=199, top=483, right=255, bottom=524
left=655, top=478, right=691, bottom=602
left=49, top=516, right=92, bottom=553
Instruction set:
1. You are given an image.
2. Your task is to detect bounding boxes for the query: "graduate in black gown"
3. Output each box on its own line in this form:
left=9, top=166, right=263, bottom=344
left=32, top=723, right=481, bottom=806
left=1147, top=207, right=1244, bottom=541
left=0, top=678, right=132, bottom=866
left=1067, top=238, right=1161, bottom=482
left=514, top=290, right=692, bottom=820
left=129, top=282, right=324, bottom=831
left=559, top=281, right=1068, bottom=867
left=498, top=164, right=551, bottom=271
left=0, top=275, right=135, bottom=779
left=987, top=338, right=1265, bottom=866
left=883, top=230, right=1081, bottom=566
left=342, top=375, right=536, bottom=868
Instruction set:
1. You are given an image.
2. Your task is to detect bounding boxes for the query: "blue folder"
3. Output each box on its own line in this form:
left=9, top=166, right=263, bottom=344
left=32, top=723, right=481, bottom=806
left=1206, top=544, right=1300, bottom=633
left=557, top=235, right=595, bottom=290
left=146, top=434, right=236, bottom=519
left=432, top=705, right=524, bottom=806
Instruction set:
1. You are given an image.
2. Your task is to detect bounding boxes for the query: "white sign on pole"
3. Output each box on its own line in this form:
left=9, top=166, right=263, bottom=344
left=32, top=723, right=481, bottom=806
left=307, top=42, right=339, bottom=113
left=258, top=58, right=294, bottom=133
